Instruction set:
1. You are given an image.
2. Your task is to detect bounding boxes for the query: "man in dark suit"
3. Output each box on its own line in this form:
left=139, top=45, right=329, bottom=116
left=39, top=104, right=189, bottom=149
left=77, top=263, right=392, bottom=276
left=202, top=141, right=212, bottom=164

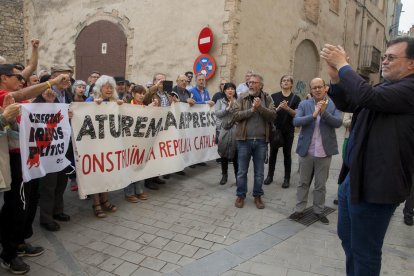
left=321, top=36, right=414, bottom=275
left=289, top=78, right=342, bottom=225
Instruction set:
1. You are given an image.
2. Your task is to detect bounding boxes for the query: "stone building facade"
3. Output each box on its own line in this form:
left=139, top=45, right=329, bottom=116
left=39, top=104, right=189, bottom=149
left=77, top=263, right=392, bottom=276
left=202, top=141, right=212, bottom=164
left=0, top=0, right=25, bottom=63
left=13, top=0, right=401, bottom=95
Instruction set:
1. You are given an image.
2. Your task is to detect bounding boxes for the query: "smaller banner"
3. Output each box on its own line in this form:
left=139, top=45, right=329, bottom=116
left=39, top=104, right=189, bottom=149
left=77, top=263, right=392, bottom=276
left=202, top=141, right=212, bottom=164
left=19, top=103, right=71, bottom=183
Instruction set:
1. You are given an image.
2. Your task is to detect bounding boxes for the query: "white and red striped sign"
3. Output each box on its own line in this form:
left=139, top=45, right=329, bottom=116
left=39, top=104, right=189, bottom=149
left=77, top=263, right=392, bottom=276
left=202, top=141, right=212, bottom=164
left=198, top=27, right=213, bottom=54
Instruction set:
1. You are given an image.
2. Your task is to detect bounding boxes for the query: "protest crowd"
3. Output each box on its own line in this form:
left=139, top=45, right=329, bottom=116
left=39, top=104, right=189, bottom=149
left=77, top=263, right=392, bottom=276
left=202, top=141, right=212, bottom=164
left=0, top=36, right=414, bottom=275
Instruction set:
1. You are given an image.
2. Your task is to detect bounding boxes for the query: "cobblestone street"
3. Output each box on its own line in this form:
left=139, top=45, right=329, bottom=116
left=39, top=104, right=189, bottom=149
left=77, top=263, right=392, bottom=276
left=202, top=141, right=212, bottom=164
left=1, top=131, right=413, bottom=276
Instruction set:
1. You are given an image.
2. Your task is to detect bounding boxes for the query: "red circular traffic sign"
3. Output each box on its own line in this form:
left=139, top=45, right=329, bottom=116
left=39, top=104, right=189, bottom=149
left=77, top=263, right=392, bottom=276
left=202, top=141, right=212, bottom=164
left=193, top=54, right=216, bottom=80
left=198, top=27, right=213, bottom=54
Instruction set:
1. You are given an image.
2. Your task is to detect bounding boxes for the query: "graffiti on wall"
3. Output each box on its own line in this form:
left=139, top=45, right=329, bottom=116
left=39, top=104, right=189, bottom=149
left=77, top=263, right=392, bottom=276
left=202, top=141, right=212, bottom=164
left=294, top=80, right=307, bottom=99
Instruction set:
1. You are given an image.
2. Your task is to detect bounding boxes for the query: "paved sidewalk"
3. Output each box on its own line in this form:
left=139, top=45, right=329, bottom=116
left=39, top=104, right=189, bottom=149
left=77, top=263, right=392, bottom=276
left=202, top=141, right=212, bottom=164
left=1, top=131, right=413, bottom=276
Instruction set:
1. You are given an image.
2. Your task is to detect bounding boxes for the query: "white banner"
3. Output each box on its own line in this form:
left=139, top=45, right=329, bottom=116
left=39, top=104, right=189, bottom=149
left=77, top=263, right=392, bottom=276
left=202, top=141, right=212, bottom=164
left=70, top=102, right=219, bottom=198
left=19, top=103, right=71, bottom=183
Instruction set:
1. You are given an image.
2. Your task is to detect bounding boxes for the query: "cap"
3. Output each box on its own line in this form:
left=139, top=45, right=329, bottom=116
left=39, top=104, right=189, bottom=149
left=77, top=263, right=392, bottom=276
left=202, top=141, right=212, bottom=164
left=114, top=76, right=126, bottom=83
left=51, top=64, right=73, bottom=74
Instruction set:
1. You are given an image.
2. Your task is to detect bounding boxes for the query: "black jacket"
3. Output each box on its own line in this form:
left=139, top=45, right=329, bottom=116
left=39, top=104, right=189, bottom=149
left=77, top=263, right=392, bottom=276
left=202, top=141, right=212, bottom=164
left=330, top=68, right=414, bottom=204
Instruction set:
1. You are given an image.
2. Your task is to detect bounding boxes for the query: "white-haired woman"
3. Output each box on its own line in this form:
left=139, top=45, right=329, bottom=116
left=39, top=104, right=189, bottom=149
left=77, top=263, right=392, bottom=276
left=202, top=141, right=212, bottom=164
left=85, top=75, right=123, bottom=217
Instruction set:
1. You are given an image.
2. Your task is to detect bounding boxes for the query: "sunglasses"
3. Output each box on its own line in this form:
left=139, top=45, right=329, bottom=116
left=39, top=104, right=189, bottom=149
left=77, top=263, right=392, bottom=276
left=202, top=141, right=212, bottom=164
left=6, top=74, right=25, bottom=81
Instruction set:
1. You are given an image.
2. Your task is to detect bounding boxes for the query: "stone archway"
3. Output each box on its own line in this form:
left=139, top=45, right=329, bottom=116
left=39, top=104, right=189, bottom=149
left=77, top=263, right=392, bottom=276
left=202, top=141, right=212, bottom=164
left=75, top=20, right=127, bottom=81
left=293, top=39, right=320, bottom=98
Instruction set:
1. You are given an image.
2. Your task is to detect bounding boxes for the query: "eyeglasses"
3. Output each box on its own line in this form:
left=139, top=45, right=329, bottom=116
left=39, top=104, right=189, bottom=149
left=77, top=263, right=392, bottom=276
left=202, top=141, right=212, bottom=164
left=220, top=83, right=225, bottom=86
left=381, top=54, right=408, bottom=62
left=248, top=81, right=260, bottom=84
left=311, top=86, right=325, bottom=90
left=6, top=74, right=25, bottom=81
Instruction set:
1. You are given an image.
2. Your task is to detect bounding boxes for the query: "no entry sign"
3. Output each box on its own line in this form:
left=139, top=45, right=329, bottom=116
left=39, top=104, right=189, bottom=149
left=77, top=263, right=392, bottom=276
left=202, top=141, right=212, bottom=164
left=193, top=54, right=216, bottom=80
left=198, top=27, right=213, bottom=54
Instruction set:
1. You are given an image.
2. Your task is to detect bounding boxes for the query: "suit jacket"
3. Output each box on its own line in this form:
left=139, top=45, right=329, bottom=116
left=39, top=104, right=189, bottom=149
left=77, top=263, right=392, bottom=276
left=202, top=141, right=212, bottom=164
left=293, top=98, right=342, bottom=157
left=330, top=66, right=414, bottom=204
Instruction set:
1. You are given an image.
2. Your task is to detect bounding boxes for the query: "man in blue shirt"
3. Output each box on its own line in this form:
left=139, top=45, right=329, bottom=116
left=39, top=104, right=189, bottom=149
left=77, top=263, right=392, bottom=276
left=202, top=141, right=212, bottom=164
left=189, top=73, right=214, bottom=107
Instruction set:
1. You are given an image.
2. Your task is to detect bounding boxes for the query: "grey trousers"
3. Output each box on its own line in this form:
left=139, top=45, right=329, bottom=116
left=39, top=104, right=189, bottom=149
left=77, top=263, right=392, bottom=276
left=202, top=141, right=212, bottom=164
left=39, top=171, right=68, bottom=224
left=296, top=155, right=332, bottom=214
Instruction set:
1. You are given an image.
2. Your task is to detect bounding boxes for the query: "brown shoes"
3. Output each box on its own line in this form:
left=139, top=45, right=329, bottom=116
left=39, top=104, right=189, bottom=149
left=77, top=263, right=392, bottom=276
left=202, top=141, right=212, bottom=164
left=235, top=197, right=244, bottom=208
left=254, top=196, right=265, bottom=209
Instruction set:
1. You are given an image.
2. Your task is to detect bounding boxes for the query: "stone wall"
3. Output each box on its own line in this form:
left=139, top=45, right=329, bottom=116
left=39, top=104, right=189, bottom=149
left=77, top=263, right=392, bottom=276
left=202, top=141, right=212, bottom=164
left=0, top=0, right=25, bottom=63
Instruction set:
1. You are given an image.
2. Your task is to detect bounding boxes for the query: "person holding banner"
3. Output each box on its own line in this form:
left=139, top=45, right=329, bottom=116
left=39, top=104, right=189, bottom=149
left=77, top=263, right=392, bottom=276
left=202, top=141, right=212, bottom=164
left=0, top=63, right=69, bottom=274
left=85, top=75, right=122, bottom=217
left=33, top=66, right=73, bottom=232
left=124, top=84, right=152, bottom=202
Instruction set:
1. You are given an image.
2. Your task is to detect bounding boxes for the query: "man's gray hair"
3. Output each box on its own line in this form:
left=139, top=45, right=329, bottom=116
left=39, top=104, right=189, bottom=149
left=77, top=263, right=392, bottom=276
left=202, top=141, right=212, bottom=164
left=250, top=73, right=264, bottom=83
left=92, top=75, right=118, bottom=101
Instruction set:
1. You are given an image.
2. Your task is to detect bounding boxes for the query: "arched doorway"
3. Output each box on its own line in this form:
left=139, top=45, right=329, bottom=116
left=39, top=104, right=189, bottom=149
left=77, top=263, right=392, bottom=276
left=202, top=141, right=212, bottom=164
left=75, top=20, right=127, bottom=81
left=293, top=39, right=319, bottom=98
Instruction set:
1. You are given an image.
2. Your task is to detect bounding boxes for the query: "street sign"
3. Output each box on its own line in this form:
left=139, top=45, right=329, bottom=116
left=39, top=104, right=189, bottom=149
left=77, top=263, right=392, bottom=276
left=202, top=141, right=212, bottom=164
left=198, top=27, right=213, bottom=54
left=193, top=54, right=216, bottom=80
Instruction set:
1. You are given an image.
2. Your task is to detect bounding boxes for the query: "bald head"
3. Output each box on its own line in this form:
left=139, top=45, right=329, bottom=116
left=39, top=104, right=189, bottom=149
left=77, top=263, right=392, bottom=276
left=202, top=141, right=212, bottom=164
left=177, top=74, right=188, bottom=89
left=309, top=78, right=327, bottom=102
left=0, top=56, right=6, bottom=64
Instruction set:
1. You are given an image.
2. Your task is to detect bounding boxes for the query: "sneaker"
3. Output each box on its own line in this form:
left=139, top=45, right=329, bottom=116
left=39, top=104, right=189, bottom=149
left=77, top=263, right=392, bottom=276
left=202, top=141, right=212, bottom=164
left=1, top=256, right=30, bottom=274
left=234, top=197, right=244, bottom=208
left=17, top=243, right=45, bottom=257
left=289, top=212, right=304, bottom=220
left=315, top=214, right=329, bottom=225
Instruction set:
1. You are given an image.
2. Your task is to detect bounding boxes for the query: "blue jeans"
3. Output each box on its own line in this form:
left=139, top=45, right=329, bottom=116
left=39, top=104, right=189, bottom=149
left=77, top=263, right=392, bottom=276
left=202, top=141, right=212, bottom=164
left=236, top=139, right=267, bottom=198
left=337, top=174, right=398, bottom=276
left=124, top=181, right=144, bottom=196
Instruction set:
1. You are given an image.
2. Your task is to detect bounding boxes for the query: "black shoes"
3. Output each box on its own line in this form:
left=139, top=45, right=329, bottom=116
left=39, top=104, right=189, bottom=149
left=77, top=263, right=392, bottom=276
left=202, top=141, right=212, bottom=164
left=153, top=177, right=166, bottom=184
left=263, top=176, right=273, bottom=185
left=40, top=221, right=60, bottom=231
left=144, top=182, right=159, bottom=190
left=289, top=212, right=304, bottom=221
left=404, top=216, right=413, bottom=226
left=17, top=243, right=45, bottom=257
left=219, top=174, right=227, bottom=185
left=53, top=213, right=70, bottom=222
left=176, top=171, right=186, bottom=176
left=282, top=178, right=290, bottom=188
left=333, top=199, right=339, bottom=205
left=1, top=256, right=30, bottom=274
left=315, top=214, right=329, bottom=225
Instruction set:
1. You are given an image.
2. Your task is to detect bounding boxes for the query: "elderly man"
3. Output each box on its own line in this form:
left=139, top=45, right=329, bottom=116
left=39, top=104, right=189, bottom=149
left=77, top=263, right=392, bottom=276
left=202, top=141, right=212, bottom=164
left=236, top=70, right=254, bottom=95
left=172, top=74, right=194, bottom=105
left=320, top=37, right=414, bottom=275
left=36, top=65, right=73, bottom=232
left=289, top=78, right=342, bottom=224
left=143, top=73, right=175, bottom=188
left=231, top=73, right=276, bottom=209
left=189, top=73, right=214, bottom=107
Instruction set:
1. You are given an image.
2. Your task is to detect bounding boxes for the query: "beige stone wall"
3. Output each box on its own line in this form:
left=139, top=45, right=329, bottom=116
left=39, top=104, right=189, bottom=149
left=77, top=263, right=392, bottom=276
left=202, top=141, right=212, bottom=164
left=0, top=0, right=25, bottom=63
left=235, top=0, right=347, bottom=93
left=24, top=0, right=227, bottom=90
left=23, top=0, right=389, bottom=91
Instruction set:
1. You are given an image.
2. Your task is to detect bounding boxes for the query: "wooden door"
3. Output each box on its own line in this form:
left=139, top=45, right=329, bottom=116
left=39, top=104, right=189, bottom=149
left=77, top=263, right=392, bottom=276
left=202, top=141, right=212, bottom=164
left=75, top=20, right=127, bottom=81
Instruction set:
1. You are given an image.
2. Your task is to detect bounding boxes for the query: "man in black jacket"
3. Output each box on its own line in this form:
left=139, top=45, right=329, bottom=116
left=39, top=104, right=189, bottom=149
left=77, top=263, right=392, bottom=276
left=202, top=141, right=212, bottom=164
left=321, top=37, right=414, bottom=276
